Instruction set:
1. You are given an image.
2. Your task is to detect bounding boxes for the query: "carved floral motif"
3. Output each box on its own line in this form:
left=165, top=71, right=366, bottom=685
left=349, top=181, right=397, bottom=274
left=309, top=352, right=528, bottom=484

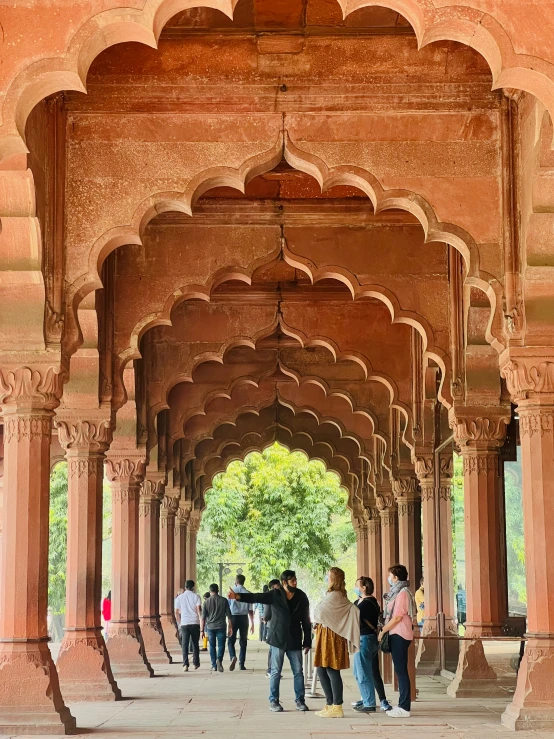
left=0, top=365, right=66, bottom=410
left=68, top=457, right=102, bottom=478
left=105, top=457, right=146, bottom=483
left=449, top=411, right=510, bottom=448
left=501, top=360, right=554, bottom=401
left=519, top=410, right=554, bottom=437
left=461, top=453, right=499, bottom=476
left=3, top=415, right=51, bottom=443
left=55, top=418, right=112, bottom=452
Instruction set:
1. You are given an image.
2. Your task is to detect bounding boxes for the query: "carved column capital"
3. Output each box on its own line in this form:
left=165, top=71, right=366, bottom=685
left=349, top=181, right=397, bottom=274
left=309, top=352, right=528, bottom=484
left=160, top=495, right=179, bottom=527
left=448, top=406, right=511, bottom=450
left=55, top=416, right=112, bottom=454
left=412, top=453, right=434, bottom=483
left=105, top=454, right=146, bottom=484
left=501, top=358, right=554, bottom=402
left=140, top=479, right=164, bottom=501
left=187, top=512, right=201, bottom=534
left=391, top=475, right=419, bottom=500
left=0, top=364, right=67, bottom=412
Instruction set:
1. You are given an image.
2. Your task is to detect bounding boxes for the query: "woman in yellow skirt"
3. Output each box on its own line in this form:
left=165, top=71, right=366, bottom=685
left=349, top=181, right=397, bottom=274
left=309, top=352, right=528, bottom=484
left=313, top=567, right=360, bottom=718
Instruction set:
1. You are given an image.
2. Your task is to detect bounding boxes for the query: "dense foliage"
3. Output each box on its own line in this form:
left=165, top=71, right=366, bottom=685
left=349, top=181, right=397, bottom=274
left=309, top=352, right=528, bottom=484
left=48, top=463, right=113, bottom=615
left=197, top=443, right=356, bottom=597
left=48, top=463, right=69, bottom=616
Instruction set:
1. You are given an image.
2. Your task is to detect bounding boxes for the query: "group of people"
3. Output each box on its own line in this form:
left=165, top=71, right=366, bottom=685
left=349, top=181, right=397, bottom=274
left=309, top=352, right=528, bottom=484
left=174, top=562, right=416, bottom=719
left=174, top=575, right=255, bottom=673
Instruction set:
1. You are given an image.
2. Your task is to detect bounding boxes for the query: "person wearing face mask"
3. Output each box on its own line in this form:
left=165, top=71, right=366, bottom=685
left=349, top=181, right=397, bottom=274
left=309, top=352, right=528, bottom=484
left=378, top=564, right=417, bottom=718
left=351, top=577, right=392, bottom=713
left=228, top=570, right=311, bottom=713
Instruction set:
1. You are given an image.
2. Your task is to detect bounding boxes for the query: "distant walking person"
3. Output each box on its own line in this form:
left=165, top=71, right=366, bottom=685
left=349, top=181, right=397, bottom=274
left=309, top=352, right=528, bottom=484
left=102, top=591, right=111, bottom=635
left=175, top=580, right=202, bottom=672
left=456, top=584, right=467, bottom=629
left=228, top=574, right=255, bottom=670
left=262, top=579, right=281, bottom=677
left=378, top=564, right=417, bottom=719
left=202, top=584, right=233, bottom=672
left=256, top=585, right=270, bottom=641
left=228, top=570, right=311, bottom=712
left=313, top=567, right=360, bottom=719
left=415, top=577, right=425, bottom=627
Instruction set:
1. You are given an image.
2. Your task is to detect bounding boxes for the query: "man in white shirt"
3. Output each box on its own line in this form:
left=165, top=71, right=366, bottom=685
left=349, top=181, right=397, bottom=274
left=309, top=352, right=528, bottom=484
left=175, top=580, right=202, bottom=672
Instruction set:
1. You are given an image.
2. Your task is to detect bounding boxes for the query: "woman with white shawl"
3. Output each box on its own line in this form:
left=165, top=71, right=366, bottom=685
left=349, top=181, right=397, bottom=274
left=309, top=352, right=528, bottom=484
left=313, top=567, right=360, bottom=718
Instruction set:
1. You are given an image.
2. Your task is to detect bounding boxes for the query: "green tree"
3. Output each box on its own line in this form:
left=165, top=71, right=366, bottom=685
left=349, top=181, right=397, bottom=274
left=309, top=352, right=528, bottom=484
left=198, top=443, right=355, bottom=596
left=49, top=462, right=68, bottom=615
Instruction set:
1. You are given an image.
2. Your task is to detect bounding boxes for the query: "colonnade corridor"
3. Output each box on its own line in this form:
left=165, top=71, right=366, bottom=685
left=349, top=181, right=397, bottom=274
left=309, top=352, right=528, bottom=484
left=3, top=0, right=554, bottom=734
left=3, top=642, right=537, bottom=739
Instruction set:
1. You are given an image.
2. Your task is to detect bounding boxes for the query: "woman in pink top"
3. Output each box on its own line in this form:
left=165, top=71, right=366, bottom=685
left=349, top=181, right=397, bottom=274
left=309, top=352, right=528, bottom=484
left=378, top=564, right=416, bottom=718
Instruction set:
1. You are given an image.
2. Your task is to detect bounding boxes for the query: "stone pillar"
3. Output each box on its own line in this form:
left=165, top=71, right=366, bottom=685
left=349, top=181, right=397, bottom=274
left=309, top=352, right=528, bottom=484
left=393, top=475, right=422, bottom=587
left=0, top=366, right=76, bottom=734
left=186, top=513, right=200, bottom=582
left=393, top=475, right=420, bottom=703
left=447, top=408, right=510, bottom=698
left=501, top=359, right=554, bottom=730
left=367, top=513, right=382, bottom=601
left=437, top=453, right=459, bottom=672
left=415, top=453, right=458, bottom=674
left=105, top=454, right=153, bottom=678
left=378, top=493, right=398, bottom=685
left=174, top=505, right=188, bottom=595
left=378, top=495, right=399, bottom=593
left=159, top=495, right=180, bottom=652
left=355, top=513, right=369, bottom=576
left=138, top=480, right=171, bottom=664
left=55, top=416, right=121, bottom=701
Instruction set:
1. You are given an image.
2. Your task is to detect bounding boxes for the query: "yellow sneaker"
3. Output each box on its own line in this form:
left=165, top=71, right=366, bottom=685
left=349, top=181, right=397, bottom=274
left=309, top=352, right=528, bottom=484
left=315, top=705, right=333, bottom=717
left=328, top=705, right=344, bottom=718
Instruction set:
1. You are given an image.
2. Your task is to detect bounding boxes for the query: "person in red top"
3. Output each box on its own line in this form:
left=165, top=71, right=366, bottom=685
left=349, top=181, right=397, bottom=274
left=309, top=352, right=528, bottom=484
left=102, top=591, right=112, bottom=633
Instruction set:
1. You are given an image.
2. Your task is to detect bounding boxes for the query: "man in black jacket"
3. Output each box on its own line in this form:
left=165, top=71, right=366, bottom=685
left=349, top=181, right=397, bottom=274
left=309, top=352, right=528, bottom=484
left=228, top=569, right=311, bottom=713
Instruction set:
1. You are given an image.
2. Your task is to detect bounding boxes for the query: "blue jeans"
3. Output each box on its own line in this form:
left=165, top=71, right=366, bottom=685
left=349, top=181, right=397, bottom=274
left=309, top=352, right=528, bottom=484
left=207, top=628, right=226, bottom=668
left=353, top=634, right=378, bottom=707
left=269, top=646, right=304, bottom=703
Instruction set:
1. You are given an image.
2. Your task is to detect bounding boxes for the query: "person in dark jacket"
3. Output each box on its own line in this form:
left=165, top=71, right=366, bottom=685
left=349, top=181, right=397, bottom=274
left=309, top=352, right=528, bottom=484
left=263, top=579, right=281, bottom=677
left=228, top=569, right=312, bottom=713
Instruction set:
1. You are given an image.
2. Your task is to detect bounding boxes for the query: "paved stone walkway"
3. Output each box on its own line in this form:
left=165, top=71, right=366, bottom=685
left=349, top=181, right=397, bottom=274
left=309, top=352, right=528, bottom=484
left=4, top=643, right=554, bottom=738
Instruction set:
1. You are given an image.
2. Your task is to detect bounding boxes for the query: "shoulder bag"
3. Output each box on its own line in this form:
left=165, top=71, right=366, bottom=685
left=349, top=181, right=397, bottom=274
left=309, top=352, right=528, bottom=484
left=379, top=598, right=396, bottom=654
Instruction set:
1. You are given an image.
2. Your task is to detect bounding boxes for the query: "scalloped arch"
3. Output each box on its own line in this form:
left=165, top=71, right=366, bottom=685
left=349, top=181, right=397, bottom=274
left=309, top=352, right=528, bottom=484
left=197, top=429, right=356, bottom=504
left=3, top=0, right=554, bottom=161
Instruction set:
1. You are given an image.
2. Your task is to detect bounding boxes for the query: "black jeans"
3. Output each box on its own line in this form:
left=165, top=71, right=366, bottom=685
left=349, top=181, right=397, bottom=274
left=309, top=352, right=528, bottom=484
left=372, top=652, right=387, bottom=702
left=181, top=624, right=200, bottom=667
left=317, top=666, right=343, bottom=706
left=228, top=614, right=249, bottom=665
left=390, top=634, right=411, bottom=711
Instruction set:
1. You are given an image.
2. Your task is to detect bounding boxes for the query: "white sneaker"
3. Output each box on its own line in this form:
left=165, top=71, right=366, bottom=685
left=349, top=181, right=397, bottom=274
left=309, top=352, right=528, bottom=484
left=387, top=706, right=411, bottom=718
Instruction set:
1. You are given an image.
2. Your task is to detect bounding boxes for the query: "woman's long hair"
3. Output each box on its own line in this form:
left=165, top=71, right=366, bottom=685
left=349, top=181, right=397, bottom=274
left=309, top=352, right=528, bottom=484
left=327, top=567, right=347, bottom=597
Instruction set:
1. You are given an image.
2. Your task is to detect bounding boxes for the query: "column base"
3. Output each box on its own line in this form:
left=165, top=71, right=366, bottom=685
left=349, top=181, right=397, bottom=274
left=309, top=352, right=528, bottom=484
left=140, top=618, right=173, bottom=664
left=160, top=615, right=181, bottom=653
left=501, top=638, right=554, bottom=731
left=416, top=620, right=460, bottom=675
left=57, top=630, right=122, bottom=701
left=416, top=621, right=441, bottom=675
left=0, top=641, right=76, bottom=735
left=106, top=622, right=154, bottom=678
left=447, top=637, right=506, bottom=698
